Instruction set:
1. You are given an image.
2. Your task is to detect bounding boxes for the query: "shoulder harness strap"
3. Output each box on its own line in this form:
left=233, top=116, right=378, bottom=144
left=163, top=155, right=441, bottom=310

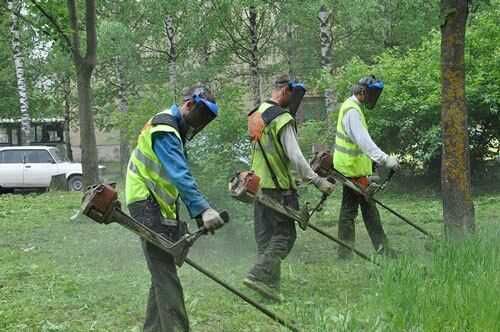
left=261, top=105, right=288, bottom=125
left=151, top=113, right=180, bottom=132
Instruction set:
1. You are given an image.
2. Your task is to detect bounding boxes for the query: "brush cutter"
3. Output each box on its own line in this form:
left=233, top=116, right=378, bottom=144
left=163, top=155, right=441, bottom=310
left=80, top=183, right=300, bottom=332
left=310, top=150, right=433, bottom=239
left=229, top=172, right=380, bottom=266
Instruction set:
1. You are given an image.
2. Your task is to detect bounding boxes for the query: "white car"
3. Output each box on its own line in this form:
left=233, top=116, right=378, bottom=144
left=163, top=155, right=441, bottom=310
left=0, top=146, right=86, bottom=192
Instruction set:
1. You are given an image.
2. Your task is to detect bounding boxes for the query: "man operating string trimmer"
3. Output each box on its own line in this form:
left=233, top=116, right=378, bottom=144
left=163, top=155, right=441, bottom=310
left=244, top=74, right=335, bottom=302
left=332, top=75, right=400, bottom=259
left=125, top=85, right=225, bottom=332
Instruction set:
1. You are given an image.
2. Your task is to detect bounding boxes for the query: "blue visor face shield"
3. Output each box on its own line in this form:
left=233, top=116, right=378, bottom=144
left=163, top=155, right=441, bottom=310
left=183, top=92, right=219, bottom=141
left=287, top=81, right=306, bottom=116
left=362, top=78, right=384, bottom=109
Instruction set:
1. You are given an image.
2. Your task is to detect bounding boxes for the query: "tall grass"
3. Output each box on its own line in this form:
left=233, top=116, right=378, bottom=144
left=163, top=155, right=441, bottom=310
left=369, top=227, right=500, bottom=331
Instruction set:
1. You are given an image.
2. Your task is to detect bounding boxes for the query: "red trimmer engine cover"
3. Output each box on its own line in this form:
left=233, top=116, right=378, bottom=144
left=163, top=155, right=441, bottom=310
left=228, top=171, right=261, bottom=203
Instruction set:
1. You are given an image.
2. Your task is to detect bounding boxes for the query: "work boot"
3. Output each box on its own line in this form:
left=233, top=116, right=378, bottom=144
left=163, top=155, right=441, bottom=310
left=243, top=276, right=283, bottom=303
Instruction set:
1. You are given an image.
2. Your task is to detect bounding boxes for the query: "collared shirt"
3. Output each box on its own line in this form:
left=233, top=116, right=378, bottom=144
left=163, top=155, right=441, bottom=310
left=152, top=105, right=210, bottom=218
left=342, top=96, right=388, bottom=164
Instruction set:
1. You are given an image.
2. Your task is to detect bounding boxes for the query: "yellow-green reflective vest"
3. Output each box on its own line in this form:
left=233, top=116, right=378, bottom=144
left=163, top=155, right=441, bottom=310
left=333, top=98, right=373, bottom=177
left=125, top=110, right=180, bottom=219
left=251, top=102, right=296, bottom=190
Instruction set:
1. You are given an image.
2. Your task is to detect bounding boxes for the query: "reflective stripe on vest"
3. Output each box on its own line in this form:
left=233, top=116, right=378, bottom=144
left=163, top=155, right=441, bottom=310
left=125, top=109, right=180, bottom=219
left=333, top=98, right=372, bottom=177
left=250, top=102, right=296, bottom=190
left=128, top=155, right=176, bottom=205
left=333, top=144, right=364, bottom=157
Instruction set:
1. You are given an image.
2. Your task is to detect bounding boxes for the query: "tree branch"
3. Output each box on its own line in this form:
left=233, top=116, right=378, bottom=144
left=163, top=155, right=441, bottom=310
left=28, top=0, right=73, bottom=52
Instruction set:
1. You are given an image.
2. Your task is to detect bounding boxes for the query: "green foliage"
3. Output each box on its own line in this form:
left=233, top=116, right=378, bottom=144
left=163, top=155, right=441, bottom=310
left=297, top=119, right=332, bottom=159
left=188, top=85, right=249, bottom=208
left=125, top=88, right=175, bottom=144
left=0, top=28, right=19, bottom=116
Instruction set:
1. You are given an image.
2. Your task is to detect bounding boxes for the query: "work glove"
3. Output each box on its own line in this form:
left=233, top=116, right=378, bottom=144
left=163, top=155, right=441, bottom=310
left=312, top=176, right=335, bottom=195
left=201, top=208, right=225, bottom=234
left=383, top=155, right=400, bottom=170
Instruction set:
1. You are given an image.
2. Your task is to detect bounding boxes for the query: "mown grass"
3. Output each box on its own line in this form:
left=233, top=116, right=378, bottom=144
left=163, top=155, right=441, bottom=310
left=0, top=189, right=499, bottom=331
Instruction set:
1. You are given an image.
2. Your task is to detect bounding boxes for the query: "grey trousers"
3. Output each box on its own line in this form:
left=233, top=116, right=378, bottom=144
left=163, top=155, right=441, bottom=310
left=128, top=199, right=189, bottom=332
left=248, top=189, right=298, bottom=289
left=337, top=185, right=389, bottom=257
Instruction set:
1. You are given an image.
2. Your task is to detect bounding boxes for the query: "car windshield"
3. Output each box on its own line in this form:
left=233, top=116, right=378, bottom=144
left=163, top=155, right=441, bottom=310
left=48, top=147, right=69, bottom=163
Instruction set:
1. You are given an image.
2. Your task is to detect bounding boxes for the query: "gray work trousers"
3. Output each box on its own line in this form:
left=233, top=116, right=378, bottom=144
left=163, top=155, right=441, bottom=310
left=128, top=198, right=189, bottom=332
left=337, top=184, right=389, bottom=258
left=248, top=189, right=298, bottom=289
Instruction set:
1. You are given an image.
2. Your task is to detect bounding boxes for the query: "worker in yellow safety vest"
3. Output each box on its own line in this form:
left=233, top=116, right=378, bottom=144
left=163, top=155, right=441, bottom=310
left=243, top=74, right=335, bottom=302
left=333, top=75, right=400, bottom=259
left=126, top=85, right=224, bottom=332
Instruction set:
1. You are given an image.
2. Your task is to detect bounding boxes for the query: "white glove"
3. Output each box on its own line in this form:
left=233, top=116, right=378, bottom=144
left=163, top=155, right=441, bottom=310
left=201, top=208, right=224, bottom=232
left=312, top=176, right=335, bottom=195
left=383, top=155, right=400, bottom=170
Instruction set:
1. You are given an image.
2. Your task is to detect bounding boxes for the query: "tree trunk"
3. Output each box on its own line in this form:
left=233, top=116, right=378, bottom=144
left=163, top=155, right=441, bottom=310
left=319, top=5, right=335, bottom=117
left=76, top=66, right=98, bottom=185
left=63, top=78, right=74, bottom=161
left=8, top=0, right=31, bottom=145
left=248, top=6, right=261, bottom=108
left=115, top=58, right=130, bottom=180
left=68, top=0, right=98, bottom=187
left=440, top=0, right=475, bottom=239
left=164, top=15, right=177, bottom=101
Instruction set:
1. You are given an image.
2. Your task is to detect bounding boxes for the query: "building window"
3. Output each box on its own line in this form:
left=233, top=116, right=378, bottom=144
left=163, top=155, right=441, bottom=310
left=0, top=128, right=8, bottom=144
left=11, top=128, right=18, bottom=145
left=32, top=125, right=43, bottom=143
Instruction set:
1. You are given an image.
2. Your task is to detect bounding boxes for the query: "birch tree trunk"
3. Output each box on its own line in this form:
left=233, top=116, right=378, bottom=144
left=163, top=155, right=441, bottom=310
left=68, top=0, right=98, bottom=187
left=440, top=0, right=475, bottom=239
left=8, top=0, right=31, bottom=145
left=248, top=6, right=261, bottom=108
left=115, top=58, right=130, bottom=180
left=164, top=15, right=177, bottom=100
left=319, top=5, right=335, bottom=118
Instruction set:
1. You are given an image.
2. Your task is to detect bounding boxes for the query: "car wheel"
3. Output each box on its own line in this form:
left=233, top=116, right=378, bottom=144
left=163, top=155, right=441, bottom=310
left=68, top=175, right=83, bottom=192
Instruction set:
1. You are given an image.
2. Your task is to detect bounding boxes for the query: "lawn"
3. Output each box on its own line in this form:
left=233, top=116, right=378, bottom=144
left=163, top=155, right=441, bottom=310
left=1, top=188, right=499, bottom=331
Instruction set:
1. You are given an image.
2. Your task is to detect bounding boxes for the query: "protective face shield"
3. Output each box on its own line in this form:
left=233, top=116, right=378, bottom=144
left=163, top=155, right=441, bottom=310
left=287, top=81, right=306, bottom=116
left=182, top=88, right=219, bottom=141
left=359, top=76, right=384, bottom=109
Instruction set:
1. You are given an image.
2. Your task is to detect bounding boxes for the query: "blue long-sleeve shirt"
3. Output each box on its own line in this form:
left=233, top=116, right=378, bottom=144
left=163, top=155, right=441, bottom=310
left=152, top=107, right=210, bottom=218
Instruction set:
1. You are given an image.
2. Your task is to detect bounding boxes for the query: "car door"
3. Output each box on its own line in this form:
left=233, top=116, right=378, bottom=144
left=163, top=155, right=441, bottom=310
left=0, top=150, right=24, bottom=187
left=23, top=149, right=58, bottom=187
